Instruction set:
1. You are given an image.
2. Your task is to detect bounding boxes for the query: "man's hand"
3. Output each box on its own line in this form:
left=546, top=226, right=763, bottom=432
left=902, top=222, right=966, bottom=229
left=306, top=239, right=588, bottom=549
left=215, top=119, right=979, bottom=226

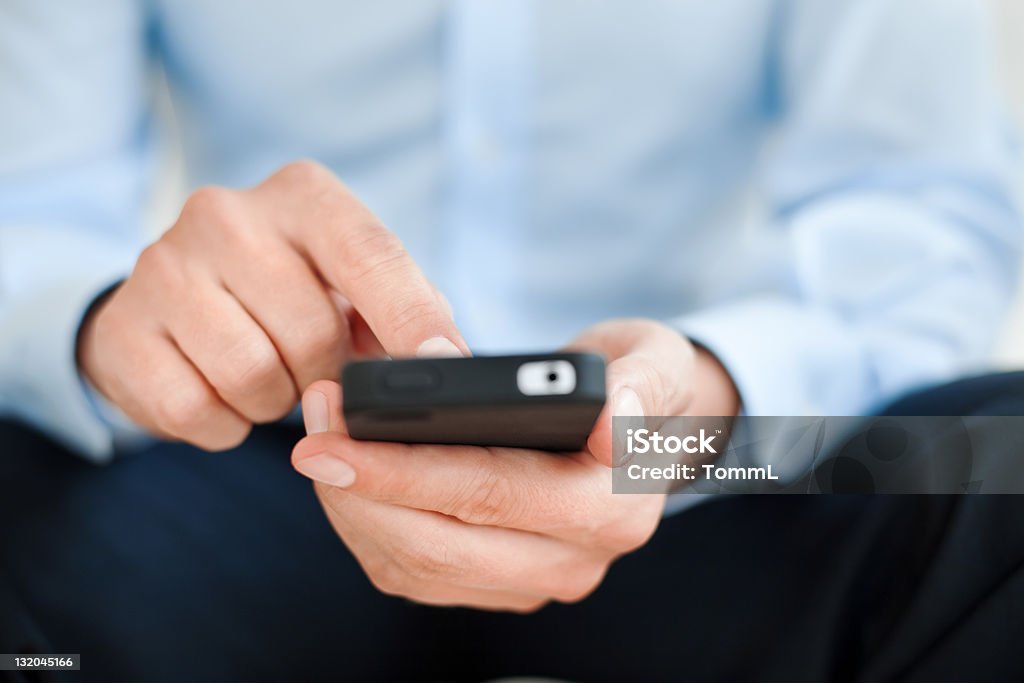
left=77, top=161, right=467, bottom=450
left=291, top=319, right=739, bottom=612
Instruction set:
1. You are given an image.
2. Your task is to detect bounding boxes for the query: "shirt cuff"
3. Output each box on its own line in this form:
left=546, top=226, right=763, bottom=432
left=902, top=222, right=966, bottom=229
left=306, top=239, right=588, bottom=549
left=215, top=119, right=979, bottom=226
left=672, top=296, right=866, bottom=418
left=670, top=298, right=878, bottom=484
left=2, top=267, right=134, bottom=463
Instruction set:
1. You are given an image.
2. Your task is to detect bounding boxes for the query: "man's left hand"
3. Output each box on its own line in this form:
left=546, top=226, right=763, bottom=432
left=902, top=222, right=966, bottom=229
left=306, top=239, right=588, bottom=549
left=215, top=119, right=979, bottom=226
left=291, top=318, right=739, bottom=612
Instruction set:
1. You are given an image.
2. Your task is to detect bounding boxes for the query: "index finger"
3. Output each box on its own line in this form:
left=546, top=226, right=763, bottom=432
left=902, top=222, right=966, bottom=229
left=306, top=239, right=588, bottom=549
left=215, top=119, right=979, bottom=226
left=255, top=161, right=468, bottom=358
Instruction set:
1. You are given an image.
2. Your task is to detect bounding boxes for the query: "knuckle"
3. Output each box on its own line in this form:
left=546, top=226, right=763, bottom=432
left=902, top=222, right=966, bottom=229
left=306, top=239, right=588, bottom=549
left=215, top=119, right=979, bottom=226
left=510, top=599, right=550, bottom=614
left=134, top=242, right=184, bottom=289
left=263, top=396, right=299, bottom=422
left=614, top=356, right=664, bottom=410
left=399, top=546, right=444, bottom=583
left=218, top=340, right=283, bottom=396
left=647, top=364, right=676, bottom=412
left=180, top=187, right=254, bottom=245
left=632, top=317, right=671, bottom=339
left=366, top=560, right=412, bottom=598
left=394, top=533, right=456, bottom=582
left=274, top=159, right=336, bottom=188
left=553, top=563, right=607, bottom=604
left=294, top=313, right=348, bottom=368
left=342, top=222, right=407, bottom=277
left=452, top=466, right=519, bottom=526
left=199, top=422, right=252, bottom=453
left=181, top=186, right=238, bottom=226
left=372, top=467, right=418, bottom=505
left=153, top=382, right=219, bottom=436
left=599, top=513, right=657, bottom=553
left=385, top=297, right=445, bottom=344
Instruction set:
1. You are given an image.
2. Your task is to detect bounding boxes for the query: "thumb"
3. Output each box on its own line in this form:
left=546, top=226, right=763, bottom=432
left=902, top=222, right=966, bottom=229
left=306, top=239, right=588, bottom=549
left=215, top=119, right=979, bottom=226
left=568, top=321, right=696, bottom=467
left=586, top=366, right=649, bottom=467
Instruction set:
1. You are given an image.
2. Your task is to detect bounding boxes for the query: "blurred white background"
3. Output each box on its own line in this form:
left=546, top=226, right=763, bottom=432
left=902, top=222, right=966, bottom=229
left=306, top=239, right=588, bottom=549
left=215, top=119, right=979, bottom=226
left=146, top=2, right=1024, bottom=366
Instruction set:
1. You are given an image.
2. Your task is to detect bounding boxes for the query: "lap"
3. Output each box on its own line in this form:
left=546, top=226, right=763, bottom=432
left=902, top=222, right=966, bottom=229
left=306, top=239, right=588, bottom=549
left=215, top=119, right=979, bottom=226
left=455, top=495, right=1024, bottom=682
left=0, top=422, right=444, bottom=682
left=2, top=371, right=1023, bottom=681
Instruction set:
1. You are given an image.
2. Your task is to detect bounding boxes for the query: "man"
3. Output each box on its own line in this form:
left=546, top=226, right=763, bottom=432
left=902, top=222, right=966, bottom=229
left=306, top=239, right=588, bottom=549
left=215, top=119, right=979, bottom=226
left=1, top=1, right=1022, bottom=680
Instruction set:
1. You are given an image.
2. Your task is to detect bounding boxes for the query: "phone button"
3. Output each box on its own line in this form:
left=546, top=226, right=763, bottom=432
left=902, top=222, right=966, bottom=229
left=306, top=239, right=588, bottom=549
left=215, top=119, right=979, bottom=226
left=382, top=367, right=441, bottom=392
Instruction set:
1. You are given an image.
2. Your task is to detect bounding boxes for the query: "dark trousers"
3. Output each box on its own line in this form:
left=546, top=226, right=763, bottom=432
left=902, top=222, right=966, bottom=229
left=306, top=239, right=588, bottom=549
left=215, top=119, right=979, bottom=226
left=2, top=372, right=1024, bottom=682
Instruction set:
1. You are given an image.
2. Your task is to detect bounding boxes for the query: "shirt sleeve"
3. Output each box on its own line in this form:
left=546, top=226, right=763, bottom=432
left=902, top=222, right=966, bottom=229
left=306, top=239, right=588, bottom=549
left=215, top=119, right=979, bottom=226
left=675, top=0, right=1023, bottom=417
left=0, top=0, right=153, bottom=461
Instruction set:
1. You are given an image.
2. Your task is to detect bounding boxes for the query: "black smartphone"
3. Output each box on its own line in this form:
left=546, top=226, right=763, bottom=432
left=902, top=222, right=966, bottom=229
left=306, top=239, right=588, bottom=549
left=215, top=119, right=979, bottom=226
left=342, top=352, right=606, bottom=451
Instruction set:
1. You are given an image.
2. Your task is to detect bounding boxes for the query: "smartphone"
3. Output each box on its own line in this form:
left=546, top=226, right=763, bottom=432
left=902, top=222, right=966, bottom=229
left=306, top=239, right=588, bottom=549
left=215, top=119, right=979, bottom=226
left=342, top=352, right=606, bottom=451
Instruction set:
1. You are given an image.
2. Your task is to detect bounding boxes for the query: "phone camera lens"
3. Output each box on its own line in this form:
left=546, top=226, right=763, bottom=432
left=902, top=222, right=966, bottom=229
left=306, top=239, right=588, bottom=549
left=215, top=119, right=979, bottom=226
left=517, top=360, right=576, bottom=396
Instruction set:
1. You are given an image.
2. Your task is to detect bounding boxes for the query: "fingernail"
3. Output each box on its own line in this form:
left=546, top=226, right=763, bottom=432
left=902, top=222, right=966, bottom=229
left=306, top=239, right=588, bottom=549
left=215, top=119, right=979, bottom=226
left=302, top=390, right=329, bottom=434
left=613, top=388, right=645, bottom=419
left=416, top=336, right=463, bottom=358
left=295, top=453, right=356, bottom=488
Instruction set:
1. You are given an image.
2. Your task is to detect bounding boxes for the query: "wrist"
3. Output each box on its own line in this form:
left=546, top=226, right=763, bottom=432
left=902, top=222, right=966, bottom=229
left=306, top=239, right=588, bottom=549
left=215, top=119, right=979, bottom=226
left=75, top=280, right=122, bottom=390
left=689, top=345, right=741, bottom=416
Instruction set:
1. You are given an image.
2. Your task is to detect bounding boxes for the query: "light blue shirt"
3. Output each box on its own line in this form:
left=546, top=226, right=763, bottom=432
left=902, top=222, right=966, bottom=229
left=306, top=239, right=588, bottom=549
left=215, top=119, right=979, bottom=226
left=1, top=0, right=1021, bottom=461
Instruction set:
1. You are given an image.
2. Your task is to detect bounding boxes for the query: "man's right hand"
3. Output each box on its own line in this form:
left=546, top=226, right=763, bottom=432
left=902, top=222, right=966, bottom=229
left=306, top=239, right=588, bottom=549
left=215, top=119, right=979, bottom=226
left=77, top=160, right=466, bottom=450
